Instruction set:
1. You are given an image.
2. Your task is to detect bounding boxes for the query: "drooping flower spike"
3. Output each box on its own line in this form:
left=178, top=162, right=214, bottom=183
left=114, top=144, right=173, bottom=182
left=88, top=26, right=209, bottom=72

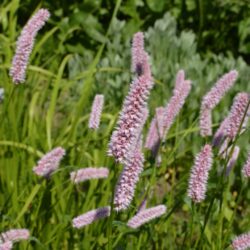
left=88, top=94, right=104, bottom=129
left=232, top=231, right=250, bottom=250
left=187, top=144, right=213, bottom=203
left=9, top=9, right=50, bottom=83
left=127, top=205, right=166, bottom=229
left=33, top=147, right=65, bottom=177
left=72, top=206, right=110, bottom=229
left=70, top=167, right=109, bottom=183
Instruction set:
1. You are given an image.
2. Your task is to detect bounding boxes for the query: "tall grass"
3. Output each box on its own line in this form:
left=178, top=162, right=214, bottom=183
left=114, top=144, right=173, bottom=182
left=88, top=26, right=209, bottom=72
left=0, top=1, right=250, bottom=250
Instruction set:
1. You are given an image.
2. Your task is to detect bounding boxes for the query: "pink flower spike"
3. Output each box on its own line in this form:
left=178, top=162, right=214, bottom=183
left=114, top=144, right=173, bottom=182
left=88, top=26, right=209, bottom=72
left=213, top=117, right=230, bottom=147
left=0, top=229, right=29, bottom=242
left=174, top=69, right=185, bottom=94
left=155, top=107, right=165, bottom=139
left=108, top=51, right=153, bottom=163
left=0, top=241, right=13, bottom=250
left=114, top=145, right=144, bottom=211
left=145, top=117, right=160, bottom=154
left=70, top=167, right=109, bottom=183
left=226, top=92, right=249, bottom=139
left=88, top=94, right=104, bottom=129
left=226, top=146, right=240, bottom=176
left=127, top=205, right=166, bottom=229
left=131, top=32, right=145, bottom=75
left=9, top=9, right=50, bottom=84
left=187, top=144, right=213, bottom=203
left=242, top=151, right=250, bottom=178
left=232, top=231, right=250, bottom=250
left=202, top=70, right=238, bottom=110
left=200, top=107, right=212, bottom=137
left=33, top=147, right=65, bottom=177
left=162, top=79, right=192, bottom=139
left=72, top=206, right=110, bottom=229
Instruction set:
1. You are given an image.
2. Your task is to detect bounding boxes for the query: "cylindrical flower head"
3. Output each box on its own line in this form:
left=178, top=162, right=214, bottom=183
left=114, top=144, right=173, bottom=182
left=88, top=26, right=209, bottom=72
left=33, top=147, right=65, bottom=177
left=131, top=32, right=145, bottom=75
left=174, top=69, right=185, bottom=94
left=145, top=117, right=160, bottom=154
left=155, top=107, right=165, bottom=139
left=127, top=205, right=166, bottom=229
left=162, top=80, right=192, bottom=139
left=0, top=229, right=29, bottom=242
left=225, top=146, right=240, bottom=176
left=70, top=167, right=109, bottom=183
left=200, top=106, right=212, bottom=137
left=72, top=206, right=110, bottom=229
left=202, top=70, right=238, bottom=109
left=114, top=145, right=144, bottom=211
left=242, top=151, right=250, bottom=178
left=213, top=117, right=230, bottom=147
left=9, top=9, right=50, bottom=83
left=108, top=52, right=153, bottom=163
left=88, top=94, right=104, bottom=129
left=187, top=144, right=213, bottom=203
left=226, top=92, right=249, bottom=139
left=0, top=241, right=13, bottom=250
left=232, top=231, right=250, bottom=250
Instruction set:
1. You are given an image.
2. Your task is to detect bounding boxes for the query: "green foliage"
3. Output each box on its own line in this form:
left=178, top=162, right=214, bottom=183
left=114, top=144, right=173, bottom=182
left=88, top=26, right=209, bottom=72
left=0, top=1, right=250, bottom=249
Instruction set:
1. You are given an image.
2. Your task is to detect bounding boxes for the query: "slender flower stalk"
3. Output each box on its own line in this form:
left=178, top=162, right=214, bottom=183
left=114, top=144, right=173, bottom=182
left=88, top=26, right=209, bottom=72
left=162, top=80, right=192, bottom=139
left=72, top=206, right=110, bottom=229
left=242, top=151, right=250, bottom=178
left=114, top=143, right=144, bottom=211
left=33, top=147, right=65, bottom=177
left=9, top=9, right=50, bottom=83
left=127, top=205, right=166, bottom=229
left=88, top=94, right=104, bottom=129
left=70, top=167, right=109, bottom=183
left=0, top=229, right=29, bottom=242
left=187, top=144, right=213, bottom=203
left=225, top=92, right=249, bottom=139
left=131, top=32, right=145, bottom=75
left=0, top=241, right=13, bottom=250
left=108, top=49, right=153, bottom=163
left=201, top=70, right=238, bottom=110
left=200, top=107, right=212, bottom=137
left=232, top=231, right=250, bottom=250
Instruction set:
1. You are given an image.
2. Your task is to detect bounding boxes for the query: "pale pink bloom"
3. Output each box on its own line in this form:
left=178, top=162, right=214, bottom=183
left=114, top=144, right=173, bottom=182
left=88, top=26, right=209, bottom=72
left=127, top=205, right=166, bottom=229
left=242, top=151, right=250, bottom=177
left=155, top=107, right=165, bottom=139
left=70, top=167, right=109, bottom=183
left=202, top=70, right=238, bottom=110
left=162, top=80, right=192, bottom=139
left=199, top=107, right=212, bottom=137
left=72, top=206, right=110, bottom=229
left=213, top=117, right=230, bottom=147
left=108, top=51, right=153, bottom=163
left=114, top=144, right=144, bottom=211
left=225, top=146, right=240, bottom=176
left=88, top=94, right=104, bottom=129
left=0, top=229, right=29, bottom=242
left=9, top=9, right=50, bottom=83
left=137, top=197, right=147, bottom=213
left=33, top=147, right=65, bottom=177
left=131, top=32, right=145, bottom=75
left=226, top=92, right=249, bottom=139
left=187, top=144, right=213, bottom=203
left=0, top=241, right=13, bottom=250
left=174, top=69, right=185, bottom=94
left=144, top=117, right=160, bottom=154
left=232, top=231, right=250, bottom=250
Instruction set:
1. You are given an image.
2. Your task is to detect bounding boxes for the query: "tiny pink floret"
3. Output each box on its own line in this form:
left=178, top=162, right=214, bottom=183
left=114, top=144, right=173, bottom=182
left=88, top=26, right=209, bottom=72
left=127, top=205, right=166, bottom=229
left=33, top=147, right=65, bottom=177
left=70, top=167, right=109, bottom=183
left=72, top=206, right=110, bottom=229
left=88, top=94, right=104, bottom=129
left=232, top=231, right=250, bottom=250
left=10, top=9, right=50, bottom=83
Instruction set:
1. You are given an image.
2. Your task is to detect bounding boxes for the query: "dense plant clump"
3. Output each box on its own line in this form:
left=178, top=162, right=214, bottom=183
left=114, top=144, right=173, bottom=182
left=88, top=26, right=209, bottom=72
left=0, top=2, right=250, bottom=250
